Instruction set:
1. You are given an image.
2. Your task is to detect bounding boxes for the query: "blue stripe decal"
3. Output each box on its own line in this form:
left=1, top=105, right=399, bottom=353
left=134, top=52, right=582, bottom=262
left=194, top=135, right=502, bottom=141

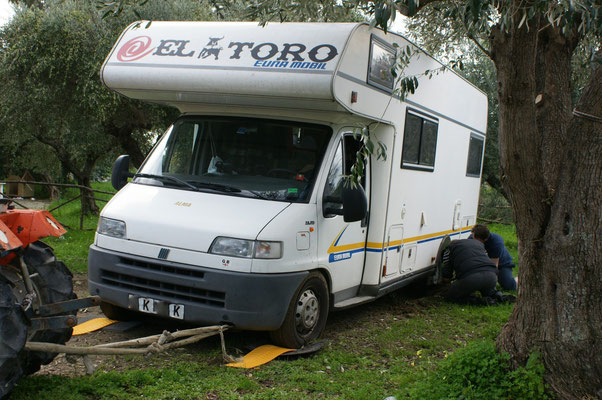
left=334, top=225, right=350, bottom=247
left=329, top=228, right=472, bottom=262
left=418, top=231, right=463, bottom=244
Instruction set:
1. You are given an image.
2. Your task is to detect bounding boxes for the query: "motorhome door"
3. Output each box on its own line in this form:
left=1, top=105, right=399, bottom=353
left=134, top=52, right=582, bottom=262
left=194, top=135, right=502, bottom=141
left=318, top=133, right=369, bottom=300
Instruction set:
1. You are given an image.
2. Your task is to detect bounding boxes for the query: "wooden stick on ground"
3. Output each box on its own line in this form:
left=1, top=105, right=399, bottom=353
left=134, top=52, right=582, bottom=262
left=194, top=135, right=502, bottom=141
left=93, top=325, right=228, bottom=349
left=24, top=325, right=229, bottom=356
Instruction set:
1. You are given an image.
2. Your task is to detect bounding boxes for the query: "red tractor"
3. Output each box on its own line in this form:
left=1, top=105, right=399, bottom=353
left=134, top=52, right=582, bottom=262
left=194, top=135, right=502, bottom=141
left=0, top=199, right=97, bottom=398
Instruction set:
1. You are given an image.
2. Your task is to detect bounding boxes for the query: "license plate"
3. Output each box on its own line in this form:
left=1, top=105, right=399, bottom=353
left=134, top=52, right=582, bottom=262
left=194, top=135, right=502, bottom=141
left=138, top=297, right=157, bottom=314
left=169, top=303, right=184, bottom=320
left=136, top=297, right=184, bottom=319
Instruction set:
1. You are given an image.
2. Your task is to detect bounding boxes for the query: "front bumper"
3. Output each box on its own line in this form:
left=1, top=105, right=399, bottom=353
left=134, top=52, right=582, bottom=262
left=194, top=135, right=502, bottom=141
left=88, top=245, right=307, bottom=330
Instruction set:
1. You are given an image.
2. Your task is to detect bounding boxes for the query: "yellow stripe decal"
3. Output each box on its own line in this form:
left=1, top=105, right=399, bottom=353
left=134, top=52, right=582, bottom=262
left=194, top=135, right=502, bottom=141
left=328, top=226, right=474, bottom=255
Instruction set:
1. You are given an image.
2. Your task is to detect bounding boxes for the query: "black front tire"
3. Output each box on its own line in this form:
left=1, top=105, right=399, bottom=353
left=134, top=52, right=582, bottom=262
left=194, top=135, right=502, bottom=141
left=269, top=272, right=329, bottom=349
left=16, top=241, right=76, bottom=375
left=0, top=279, right=27, bottom=399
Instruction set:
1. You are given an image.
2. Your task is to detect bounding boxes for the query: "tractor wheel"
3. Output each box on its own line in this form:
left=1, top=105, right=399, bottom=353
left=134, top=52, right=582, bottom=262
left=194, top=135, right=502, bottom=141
left=270, top=272, right=329, bottom=349
left=12, top=241, right=76, bottom=375
left=0, top=279, right=27, bottom=399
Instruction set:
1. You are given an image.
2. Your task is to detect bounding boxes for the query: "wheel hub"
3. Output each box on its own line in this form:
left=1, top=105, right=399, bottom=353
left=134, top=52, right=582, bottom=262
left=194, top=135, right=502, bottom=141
left=295, top=289, right=319, bottom=331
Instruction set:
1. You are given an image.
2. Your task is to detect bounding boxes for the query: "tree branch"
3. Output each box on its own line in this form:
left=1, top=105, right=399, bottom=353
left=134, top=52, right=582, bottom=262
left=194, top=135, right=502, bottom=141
left=394, top=0, right=451, bottom=17
left=467, top=32, right=492, bottom=59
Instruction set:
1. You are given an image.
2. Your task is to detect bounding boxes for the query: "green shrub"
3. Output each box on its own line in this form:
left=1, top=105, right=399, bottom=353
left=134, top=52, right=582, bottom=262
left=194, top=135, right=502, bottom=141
left=407, top=341, right=549, bottom=399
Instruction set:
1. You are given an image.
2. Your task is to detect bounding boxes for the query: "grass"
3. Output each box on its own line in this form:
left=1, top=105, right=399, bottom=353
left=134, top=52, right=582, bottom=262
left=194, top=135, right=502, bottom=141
left=14, top=187, right=542, bottom=399
left=12, top=298, right=519, bottom=399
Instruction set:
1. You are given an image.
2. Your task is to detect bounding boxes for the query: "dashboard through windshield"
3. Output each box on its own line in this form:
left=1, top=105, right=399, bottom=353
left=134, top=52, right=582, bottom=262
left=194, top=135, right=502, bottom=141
left=136, top=116, right=333, bottom=202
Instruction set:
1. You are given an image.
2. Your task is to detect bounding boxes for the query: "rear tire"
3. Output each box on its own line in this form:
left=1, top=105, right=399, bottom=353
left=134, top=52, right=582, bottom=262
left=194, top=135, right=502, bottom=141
left=429, top=235, right=451, bottom=286
left=270, top=272, right=329, bottom=349
left=0, top=279, right=27, bottom=399
left=13, top=241, right=76, bottom=375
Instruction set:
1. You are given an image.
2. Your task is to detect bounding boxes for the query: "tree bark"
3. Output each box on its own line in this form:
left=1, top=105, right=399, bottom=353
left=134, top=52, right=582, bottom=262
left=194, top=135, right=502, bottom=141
left=492, top=19, right=601, bottom=399
left=104, top=104, right=154, bottom=168
left=75, top=174, right=99, bottom=216
left=33, top=127, right=103, bottom=216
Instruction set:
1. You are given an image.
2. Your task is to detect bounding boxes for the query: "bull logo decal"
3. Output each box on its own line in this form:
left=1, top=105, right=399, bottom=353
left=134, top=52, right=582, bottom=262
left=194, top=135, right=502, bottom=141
left=199, top=36, right=224, bottom=60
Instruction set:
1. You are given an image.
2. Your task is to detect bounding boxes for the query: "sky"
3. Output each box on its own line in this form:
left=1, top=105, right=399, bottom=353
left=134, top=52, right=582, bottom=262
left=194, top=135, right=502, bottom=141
left=0, top=0, right=14, bottom=26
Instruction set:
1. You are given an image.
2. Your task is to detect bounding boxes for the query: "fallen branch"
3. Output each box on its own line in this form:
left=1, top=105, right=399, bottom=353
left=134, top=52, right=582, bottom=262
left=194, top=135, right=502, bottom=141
left=25, top=325, right=229, bottom=356
left=93, top=326, right=223, bottom=348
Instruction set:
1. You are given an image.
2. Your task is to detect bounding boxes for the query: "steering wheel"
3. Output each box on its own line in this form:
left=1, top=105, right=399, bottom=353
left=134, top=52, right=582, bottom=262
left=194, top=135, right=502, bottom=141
left=267, top=168, right=308, bottom=182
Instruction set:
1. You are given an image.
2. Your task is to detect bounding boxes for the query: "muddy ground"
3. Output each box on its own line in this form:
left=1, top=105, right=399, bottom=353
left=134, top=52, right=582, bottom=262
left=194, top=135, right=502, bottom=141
left=36, top=274, right=440, bottom=378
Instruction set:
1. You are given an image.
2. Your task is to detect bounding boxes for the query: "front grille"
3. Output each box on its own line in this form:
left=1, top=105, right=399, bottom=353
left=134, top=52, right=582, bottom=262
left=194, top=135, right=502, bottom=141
left=100, top=269, right=225, bottom=307
left=119, top=257, right=205, bottom=279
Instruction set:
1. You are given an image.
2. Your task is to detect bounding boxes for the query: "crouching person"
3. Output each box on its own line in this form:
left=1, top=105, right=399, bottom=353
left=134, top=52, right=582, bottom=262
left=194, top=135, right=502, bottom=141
left=441, top=239, right=502, bottom=305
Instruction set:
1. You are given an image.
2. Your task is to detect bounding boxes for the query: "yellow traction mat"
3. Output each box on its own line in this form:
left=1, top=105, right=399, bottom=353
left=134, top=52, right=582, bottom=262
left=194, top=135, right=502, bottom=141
left=226, top=345, right=295, bottom=369
left=72, top=317, right=118, bottom=335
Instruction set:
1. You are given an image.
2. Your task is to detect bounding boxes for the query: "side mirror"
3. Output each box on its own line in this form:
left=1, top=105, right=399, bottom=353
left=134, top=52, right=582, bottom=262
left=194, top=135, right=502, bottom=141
left=111, top=155, right=132, bottom=190
left=342, top=185, right=367, bottom=222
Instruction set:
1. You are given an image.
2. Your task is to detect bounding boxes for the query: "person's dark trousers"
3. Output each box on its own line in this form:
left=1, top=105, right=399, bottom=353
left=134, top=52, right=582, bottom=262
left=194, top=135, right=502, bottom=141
left=444, top=270, right=498, bottom=304
left=498, top=264, right=517, bottom=290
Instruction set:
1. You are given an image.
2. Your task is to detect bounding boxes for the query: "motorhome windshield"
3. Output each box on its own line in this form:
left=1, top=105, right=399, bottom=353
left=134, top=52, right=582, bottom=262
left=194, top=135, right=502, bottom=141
left=136, top=117, right=332, bottom=202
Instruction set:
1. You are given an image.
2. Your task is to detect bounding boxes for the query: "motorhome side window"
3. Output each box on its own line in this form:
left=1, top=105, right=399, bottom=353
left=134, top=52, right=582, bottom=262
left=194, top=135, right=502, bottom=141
left=466, top=133, right=485, bottom=177
left=367, top=35, right=396, bottom=92
left=401, top=111, right=438, bottom=171
left=136, top=117, right=332, bottom=203
left=323, top=135, right=364, bottom=217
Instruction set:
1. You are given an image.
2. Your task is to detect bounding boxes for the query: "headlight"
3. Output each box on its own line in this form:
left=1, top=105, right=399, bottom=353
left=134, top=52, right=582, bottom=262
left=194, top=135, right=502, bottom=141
left=210, top=237, right=282, bottom=259
left=210, top=237, right=254, bottom=258
left=98, top=217, right=127, bottom=238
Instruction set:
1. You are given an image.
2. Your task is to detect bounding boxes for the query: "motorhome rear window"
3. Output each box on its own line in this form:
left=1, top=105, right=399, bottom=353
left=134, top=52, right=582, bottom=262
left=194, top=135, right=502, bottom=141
left=138, top=117, right=332, bottom=203
left=401, top=110, right=438, bottom=171
left=466, top=133, right=485, bottom=177
left=367, top=35, right=396, bottom=92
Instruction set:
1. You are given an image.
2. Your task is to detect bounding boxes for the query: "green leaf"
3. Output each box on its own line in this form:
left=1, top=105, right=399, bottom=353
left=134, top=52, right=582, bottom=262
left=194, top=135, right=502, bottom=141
left=470, top=0, right=482, bottom=20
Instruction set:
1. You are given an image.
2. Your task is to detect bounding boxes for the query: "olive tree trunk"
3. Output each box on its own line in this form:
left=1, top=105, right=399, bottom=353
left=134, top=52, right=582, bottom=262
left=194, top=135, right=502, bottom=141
left=491, top=20, right=601, bottom=399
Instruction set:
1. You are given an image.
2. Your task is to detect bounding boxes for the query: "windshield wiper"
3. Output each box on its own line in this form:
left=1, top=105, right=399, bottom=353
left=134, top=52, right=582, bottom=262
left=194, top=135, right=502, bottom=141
left=242, top=189, right=269, bottom=200
left=134, top=175, right=269, bottom=199
left=188, top=181, right=269, bottom=200
left=187, top=181, right=242, bottom=193
left=133, top=173, right=199, bottom=191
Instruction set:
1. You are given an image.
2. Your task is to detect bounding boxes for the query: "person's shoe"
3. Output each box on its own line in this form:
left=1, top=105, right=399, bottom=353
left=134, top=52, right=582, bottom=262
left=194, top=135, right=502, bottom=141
left=500, top=294, right=516, bottom=303
left=483, top=296, right=497, bottom=306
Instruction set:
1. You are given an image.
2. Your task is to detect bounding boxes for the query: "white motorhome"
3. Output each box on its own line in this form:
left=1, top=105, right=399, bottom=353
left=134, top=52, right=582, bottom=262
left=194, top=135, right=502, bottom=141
left=89, top=21, right=487, bottom=347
